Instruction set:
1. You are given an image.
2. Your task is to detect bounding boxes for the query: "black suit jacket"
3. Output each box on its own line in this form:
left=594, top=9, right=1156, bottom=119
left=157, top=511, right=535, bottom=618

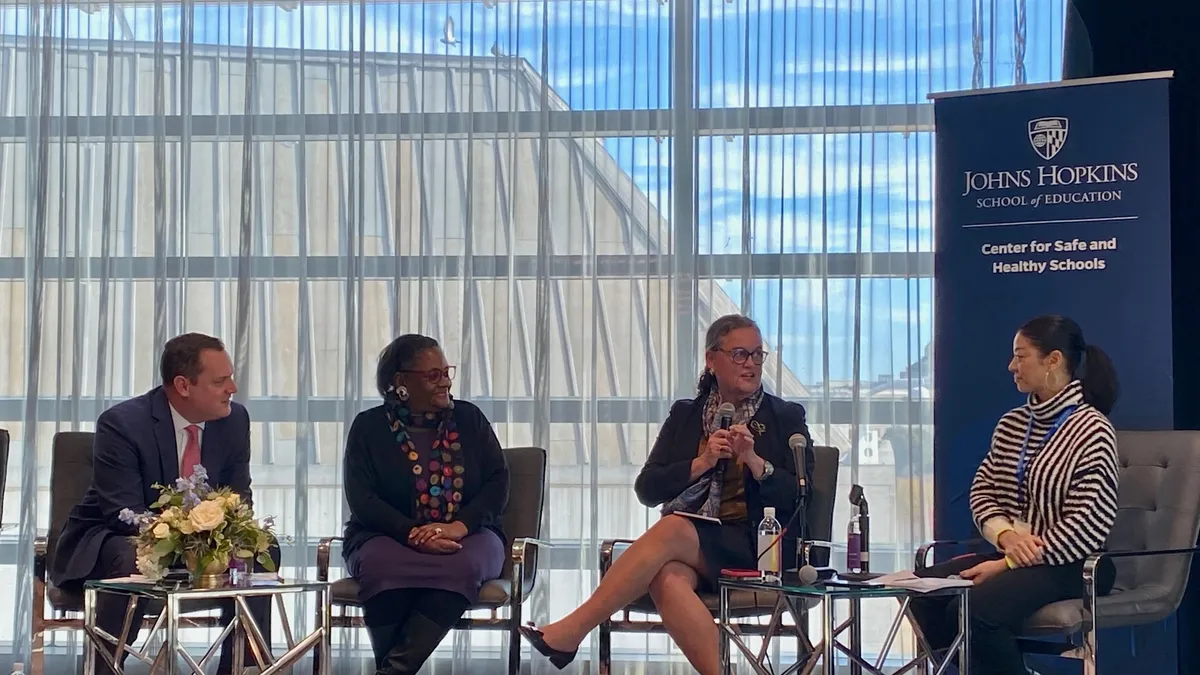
left=51, top=387, right=253, bottom=585
left=341, top=399, right=510, bottom=559
left=634, top=392, right=814, bottom=569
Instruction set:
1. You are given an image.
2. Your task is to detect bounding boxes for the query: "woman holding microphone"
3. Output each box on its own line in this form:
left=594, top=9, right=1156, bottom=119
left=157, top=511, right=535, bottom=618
left=519, top=314, right=813, bottom=675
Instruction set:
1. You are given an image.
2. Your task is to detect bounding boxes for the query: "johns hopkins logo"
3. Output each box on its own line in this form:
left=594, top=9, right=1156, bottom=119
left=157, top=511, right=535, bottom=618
left=1028, top=117, right=1069, bottom=160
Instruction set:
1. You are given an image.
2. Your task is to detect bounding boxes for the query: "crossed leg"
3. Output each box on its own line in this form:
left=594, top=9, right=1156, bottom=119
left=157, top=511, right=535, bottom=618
left=536, top=515, right=709, bottom=653
left=649, top=561, right=722, bottom=675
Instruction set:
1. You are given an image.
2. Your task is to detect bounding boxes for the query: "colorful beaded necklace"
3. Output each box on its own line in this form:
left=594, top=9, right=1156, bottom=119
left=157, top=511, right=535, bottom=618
left=385, top=399, right=464, bottom=524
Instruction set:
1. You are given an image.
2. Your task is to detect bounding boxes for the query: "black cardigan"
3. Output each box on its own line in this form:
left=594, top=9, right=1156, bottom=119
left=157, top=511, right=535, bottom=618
left=341, top=400, right=510, bottom=558
left=634, top=392, right=814, bottom=567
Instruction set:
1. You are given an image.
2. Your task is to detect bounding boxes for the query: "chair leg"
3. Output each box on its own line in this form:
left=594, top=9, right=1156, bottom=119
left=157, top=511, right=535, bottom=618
left=598, top=618, right=613, bottom=675
left=1083, top=626, right=1098, bottom=675
left=31, top=579, right=45, bottom=675
left=508, top=602, right=522, bottom=675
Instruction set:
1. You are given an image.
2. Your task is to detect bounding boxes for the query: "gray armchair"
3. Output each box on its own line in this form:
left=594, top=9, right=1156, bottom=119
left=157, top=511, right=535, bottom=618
left=916, top=430, right=1200, bottom=674
left=314, top=446, right=549, bottom=675
left=597, top=444, right=841, bottom=675
left=31, top=431, right=223, bottom=675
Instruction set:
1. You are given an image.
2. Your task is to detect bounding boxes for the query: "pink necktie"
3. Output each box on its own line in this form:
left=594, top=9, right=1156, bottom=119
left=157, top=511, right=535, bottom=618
left=181, top=425, right=201, bottom=478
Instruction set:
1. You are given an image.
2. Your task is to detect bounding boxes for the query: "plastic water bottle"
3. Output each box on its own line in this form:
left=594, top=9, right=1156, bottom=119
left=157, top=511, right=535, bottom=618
left=757, top=506, right=782, bottom=581
left=229, top=557, right=248, bottom=587
left=846, top=504, right=863, bottom=573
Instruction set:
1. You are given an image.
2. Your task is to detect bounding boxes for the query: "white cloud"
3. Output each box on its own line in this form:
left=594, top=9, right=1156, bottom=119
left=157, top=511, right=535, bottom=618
left=549, top=62, right=622, bottom=93
left=696, top=133, right=933, bottom=203
left=781, top=50, right=945, bottom=78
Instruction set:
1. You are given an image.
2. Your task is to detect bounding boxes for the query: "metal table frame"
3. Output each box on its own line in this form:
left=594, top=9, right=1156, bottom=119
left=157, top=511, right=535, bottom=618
left=82, top=577, right=332, bottom=675
left=717, top=579, right=971, bottom=675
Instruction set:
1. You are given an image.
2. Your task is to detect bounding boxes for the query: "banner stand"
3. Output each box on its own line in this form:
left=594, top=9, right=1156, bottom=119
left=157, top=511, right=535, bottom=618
left=931, top=71, right=1176, bottom=675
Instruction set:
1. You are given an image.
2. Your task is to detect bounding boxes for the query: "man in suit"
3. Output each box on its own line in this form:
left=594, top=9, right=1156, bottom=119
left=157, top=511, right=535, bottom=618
left=51, top=332, right=279, bottom=675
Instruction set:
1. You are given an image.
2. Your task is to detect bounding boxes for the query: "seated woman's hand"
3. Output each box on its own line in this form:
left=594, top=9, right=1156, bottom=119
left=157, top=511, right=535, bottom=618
left=439, top=521, right=469, bottom=541
left=693, top=430, right=733, bottom=474
left=408, top=522, right=466, bottom=546
left=408, top=524, right=465, bottom=553
left=416, top=538, right=463, bottom=555
left=724, top=422, right=753, bottom=458
left=997, top=530, right=1045, bottom=567
left=960, top=557, right=1008, bottom=585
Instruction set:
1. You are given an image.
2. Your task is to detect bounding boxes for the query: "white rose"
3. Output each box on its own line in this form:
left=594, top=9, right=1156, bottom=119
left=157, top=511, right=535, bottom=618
left=188, top=500, right=226, bottom=532
left=136, top=554, right=164, bottom=580
left=152, top=522, right=171, bottom=539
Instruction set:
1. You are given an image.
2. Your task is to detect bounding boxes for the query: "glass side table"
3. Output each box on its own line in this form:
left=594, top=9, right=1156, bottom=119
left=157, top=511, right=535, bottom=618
left=83, top=574, right=331, bottom=675
left=718, top=575, right=971, bottom=675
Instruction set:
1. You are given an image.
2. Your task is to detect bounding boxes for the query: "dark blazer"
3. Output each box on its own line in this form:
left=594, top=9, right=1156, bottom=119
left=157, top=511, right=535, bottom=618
left=634, top=392, right=813, bottom=568
left=51, top=387, right=253, bottom=585
left=341, top=399, right=510, bottom=559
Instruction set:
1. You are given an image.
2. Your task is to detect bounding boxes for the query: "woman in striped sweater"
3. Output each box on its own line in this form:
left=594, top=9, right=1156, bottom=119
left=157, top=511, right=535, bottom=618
left=911, top=315, right=1120, bottom=675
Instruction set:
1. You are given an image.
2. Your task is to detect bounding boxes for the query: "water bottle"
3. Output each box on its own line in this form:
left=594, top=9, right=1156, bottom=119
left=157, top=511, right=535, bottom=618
left=846, top=504, right=863, bottom=573
left=229, top=557, right=248, bottom=587
left=757, top=506, right=782, bottom=580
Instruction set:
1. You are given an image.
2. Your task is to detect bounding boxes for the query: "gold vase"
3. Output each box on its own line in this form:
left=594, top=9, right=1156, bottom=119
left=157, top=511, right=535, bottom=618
left=184, top=552, right=230, bottom=589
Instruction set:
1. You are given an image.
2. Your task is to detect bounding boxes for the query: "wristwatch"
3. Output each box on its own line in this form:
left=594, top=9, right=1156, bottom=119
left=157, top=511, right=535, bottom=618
left=756, top=459, right=775, bottom=481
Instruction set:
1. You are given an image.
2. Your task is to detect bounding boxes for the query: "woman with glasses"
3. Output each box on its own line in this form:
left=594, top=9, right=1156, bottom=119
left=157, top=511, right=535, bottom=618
left=342, top=334, right=510, bottom=675
left=520, top=314, right=812, bottom=674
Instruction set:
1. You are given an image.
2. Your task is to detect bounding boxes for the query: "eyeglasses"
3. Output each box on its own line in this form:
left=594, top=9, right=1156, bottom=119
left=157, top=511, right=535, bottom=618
left=401, top=366, right=456, bottom=383
left=716, top=348, right=768, bottom=366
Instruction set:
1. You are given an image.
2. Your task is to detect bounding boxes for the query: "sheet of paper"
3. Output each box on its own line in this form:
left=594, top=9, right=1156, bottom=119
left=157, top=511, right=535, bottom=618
left=871, top=570, right=974, bottom=593
left=671, top=511, right=722, bottom=525
left=101, top=575, right=151, bottom=584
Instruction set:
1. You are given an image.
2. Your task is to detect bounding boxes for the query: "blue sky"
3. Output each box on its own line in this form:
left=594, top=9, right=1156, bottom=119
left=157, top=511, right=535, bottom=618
left=1, top=0, right=1066, bottom=383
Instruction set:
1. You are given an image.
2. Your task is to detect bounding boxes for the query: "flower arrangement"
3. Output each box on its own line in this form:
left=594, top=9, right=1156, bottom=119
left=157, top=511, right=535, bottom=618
left=119, top=465, right=277, bottom=583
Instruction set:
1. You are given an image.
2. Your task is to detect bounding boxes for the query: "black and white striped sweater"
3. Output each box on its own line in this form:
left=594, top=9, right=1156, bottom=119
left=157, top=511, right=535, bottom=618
left=969, top=380, right=1119, bottom=566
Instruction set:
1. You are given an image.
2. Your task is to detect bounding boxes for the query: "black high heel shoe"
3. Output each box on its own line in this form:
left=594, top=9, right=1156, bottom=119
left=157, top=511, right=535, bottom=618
left=517, top=623, right=577, bottom=670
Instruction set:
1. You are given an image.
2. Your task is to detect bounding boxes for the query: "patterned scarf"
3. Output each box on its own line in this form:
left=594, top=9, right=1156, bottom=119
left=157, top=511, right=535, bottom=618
left=384, top=397, right=463, bottom=524
left=662, top=387, right=764, bottom=519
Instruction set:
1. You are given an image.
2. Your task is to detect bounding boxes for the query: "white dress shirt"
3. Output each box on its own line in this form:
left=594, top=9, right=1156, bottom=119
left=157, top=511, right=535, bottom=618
left=169, top=404, right=206, bottom=475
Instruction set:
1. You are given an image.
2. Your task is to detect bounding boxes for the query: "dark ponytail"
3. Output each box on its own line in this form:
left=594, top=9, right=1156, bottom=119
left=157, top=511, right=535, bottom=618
left=696, top=368, right=716, bottom=396
left=1079, top=343, right=1119, bottom=416
left=1018, top=314, right=1120, bottom=415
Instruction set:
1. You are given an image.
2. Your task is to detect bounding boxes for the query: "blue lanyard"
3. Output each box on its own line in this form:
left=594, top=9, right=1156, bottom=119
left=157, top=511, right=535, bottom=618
left=1016, top=405, right=1078, bottom=508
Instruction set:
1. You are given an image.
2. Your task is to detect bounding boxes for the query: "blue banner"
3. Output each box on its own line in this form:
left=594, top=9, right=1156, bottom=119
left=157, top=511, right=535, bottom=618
left=932, top=75, right=1174, bottom=673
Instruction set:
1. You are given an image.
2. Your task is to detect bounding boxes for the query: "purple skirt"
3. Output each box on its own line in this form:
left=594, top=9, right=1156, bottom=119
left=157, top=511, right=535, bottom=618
left=346, top=529, right=506, bottom=605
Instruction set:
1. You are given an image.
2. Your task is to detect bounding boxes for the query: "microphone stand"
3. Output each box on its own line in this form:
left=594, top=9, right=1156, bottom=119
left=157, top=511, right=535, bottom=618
left=796, top=476, right=810, bottom=570
left=858, top=495, right=871, bottom=573
left=847, top=485, right=871, bottom=675
left=848, top=485, right=870, bottom=573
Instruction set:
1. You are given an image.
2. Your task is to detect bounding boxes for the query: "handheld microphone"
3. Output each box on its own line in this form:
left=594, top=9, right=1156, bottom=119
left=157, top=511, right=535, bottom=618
left=717, top=402, right=735, bottom=430
left=715, top=402, right=736, bottom=473
left=795, top=564, right=837, bottom=585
